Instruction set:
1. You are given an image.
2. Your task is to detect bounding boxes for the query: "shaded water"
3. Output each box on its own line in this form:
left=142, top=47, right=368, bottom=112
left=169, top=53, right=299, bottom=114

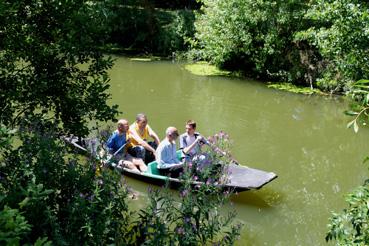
left=108, top=56, right=369, bottom=245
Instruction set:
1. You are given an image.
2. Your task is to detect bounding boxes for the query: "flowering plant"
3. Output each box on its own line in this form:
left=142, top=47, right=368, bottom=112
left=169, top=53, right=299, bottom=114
left=184, top=131, right=235, bottom=186
left=128, top=131, right=242, bottom=245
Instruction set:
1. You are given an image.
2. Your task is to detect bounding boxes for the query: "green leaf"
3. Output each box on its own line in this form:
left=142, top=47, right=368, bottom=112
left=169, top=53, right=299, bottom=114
left=355, top=79, right=369, bottom=85
left=18, top=197, right=30, bottom=208
left=345, top=111, right=359, bottom=116
left=347, top=119, right=356, bottom=129
left=354, top=121, right=359, bottom=133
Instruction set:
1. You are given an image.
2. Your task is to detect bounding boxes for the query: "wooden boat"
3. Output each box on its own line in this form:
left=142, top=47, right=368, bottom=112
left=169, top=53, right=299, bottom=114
left=65, top=136, right=277, bottom=193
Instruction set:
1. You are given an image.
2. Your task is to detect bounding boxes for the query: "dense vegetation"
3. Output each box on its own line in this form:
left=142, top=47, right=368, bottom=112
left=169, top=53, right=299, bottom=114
left=1, top=0, right=369, bottom=244
left=192, top=0, right=369, bottom=92
left=99, top=0, right=369, bottom=93
left=103, top=0, right=198, bottom=56
left=0, top=1, right=240, bottom=245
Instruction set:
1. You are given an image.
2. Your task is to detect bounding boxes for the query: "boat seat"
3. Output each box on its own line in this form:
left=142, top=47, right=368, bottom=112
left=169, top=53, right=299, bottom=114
left=146, top=150, right=183, bottom=175
left=147, top=161, right=160, bottom=175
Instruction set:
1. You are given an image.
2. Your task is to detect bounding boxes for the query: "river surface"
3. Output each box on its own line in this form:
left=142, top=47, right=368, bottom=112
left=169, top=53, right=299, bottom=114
left=107, top=56, right=369, bottom=245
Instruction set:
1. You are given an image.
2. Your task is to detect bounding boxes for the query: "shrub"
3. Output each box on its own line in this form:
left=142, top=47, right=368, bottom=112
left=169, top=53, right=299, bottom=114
left=0, top=125, right=130, bottom=245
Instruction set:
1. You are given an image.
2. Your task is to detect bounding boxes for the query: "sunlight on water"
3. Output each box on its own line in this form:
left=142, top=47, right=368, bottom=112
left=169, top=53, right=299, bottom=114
left=108, top=56, right=369, bottom=245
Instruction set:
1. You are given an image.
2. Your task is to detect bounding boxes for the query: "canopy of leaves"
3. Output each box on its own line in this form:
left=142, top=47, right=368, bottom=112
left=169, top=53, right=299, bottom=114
left=0, top=127, right=130, bottom=245
left=192, top=0, right=369, bottom=93
left=193, top=0, right=311, bottom=83
left=0, top=0, right=118, bottom=136
left=295, top=0, right=369, bottom=91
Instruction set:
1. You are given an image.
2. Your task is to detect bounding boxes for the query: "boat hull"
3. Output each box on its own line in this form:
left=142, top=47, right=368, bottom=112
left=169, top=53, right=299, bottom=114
left=64, top=136, right=277, bottom=192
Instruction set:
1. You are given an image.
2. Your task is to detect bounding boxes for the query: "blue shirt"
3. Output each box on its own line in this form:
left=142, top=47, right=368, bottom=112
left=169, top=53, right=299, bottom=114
left=156, top=138, right=180, bottom=169
left=106, top=130, right=127, bottom=154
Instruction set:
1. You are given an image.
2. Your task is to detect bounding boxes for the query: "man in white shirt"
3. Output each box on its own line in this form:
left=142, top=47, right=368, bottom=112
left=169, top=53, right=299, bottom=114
left=156, top=126, right=183, bottom=177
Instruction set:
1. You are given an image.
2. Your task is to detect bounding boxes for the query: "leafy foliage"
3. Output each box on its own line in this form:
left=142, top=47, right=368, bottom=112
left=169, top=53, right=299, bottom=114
left=0, top=206, right=32, bottom=245
left=0, top=0, right=118, bottom=136
left=105, top=1, right=196, bottom=56
left=326, top=178, right=369, bottom=244
left=192, top=0, right=311, bottom=83
left=345, top=79, right=369, bottom=133
left=295, top=0, right=369, bottom=92
left=0, top=1, right=242, bottom=245
left=128, top=132, right=242, bottom=245
left=0, top=126, right=131, bottom=245
left=191, top=0, right=369, bottom=93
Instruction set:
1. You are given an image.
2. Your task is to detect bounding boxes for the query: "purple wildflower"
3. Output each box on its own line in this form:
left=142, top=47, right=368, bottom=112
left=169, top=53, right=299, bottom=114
left=176, top=227, right=184, bottom=235
left=180, top=189, right=188, bottom=197
left=192, top=223, right=197, bottom=231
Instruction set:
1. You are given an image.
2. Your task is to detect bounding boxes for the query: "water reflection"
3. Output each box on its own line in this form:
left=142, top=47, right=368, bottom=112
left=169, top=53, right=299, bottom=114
left=108, top=57, right=369, bottom=245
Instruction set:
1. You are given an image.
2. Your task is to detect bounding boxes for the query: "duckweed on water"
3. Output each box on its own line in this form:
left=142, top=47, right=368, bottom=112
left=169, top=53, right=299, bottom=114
left=185, top=62, right=231, bottom=76
left=267, top=82, right=325, bottom=95
left=130, top=58, right=153, bottom=62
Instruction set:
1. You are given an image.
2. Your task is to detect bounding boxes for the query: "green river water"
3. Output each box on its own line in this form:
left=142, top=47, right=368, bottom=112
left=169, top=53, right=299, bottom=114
left=107, top=56, right=369, bottom=245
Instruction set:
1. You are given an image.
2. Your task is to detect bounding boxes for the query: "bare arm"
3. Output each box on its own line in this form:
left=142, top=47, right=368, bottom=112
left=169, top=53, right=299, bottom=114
left=129, top=129, right=156, bottom=154
left=183, top=137, right=201, bottom=155
left=148, top=125, right=160, bottom=145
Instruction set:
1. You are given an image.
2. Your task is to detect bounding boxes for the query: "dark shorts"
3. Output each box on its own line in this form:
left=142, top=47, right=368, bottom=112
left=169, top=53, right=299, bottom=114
left=128, top=141, right=157, bottom=164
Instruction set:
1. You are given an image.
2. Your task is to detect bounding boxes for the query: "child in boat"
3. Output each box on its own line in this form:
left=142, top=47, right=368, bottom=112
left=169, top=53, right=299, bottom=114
left=106, top=119, right=147, bottom=172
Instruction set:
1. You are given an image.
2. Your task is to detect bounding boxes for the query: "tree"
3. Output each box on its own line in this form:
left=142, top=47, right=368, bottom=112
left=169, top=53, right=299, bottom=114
left=0, top=0, right=118, bottom=136
left=295, top=0, right=369, bottom=92
left=0, top=1, right=241, bottom=244
left=0, top=125, right=131, bottom=245
left=192, top=0, right=312, bottom=84
left=0, top=1, right=128, bottom=244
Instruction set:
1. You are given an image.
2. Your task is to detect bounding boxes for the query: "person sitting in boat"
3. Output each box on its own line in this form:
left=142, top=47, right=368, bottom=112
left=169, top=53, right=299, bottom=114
left=156, top=126, right=183, bottom=178
left=179, top=120, right=208, bottom=162
left=128, top=113, right=160, bottom=163
left=106, top=119, right=147, bottom=172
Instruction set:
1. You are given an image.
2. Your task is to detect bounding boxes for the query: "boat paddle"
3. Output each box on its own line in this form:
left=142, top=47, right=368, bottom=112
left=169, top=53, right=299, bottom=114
left=105, top=142, right=128, bottom=164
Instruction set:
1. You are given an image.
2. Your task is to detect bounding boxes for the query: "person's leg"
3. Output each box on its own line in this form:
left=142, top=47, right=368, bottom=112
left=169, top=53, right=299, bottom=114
left=132, top=157, right=147, bottom=172
left=118, top=159, right=140, bottom=172
left=145, top=141, right=157, bottom=163
left=128, top=146, right=145, bottom=159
